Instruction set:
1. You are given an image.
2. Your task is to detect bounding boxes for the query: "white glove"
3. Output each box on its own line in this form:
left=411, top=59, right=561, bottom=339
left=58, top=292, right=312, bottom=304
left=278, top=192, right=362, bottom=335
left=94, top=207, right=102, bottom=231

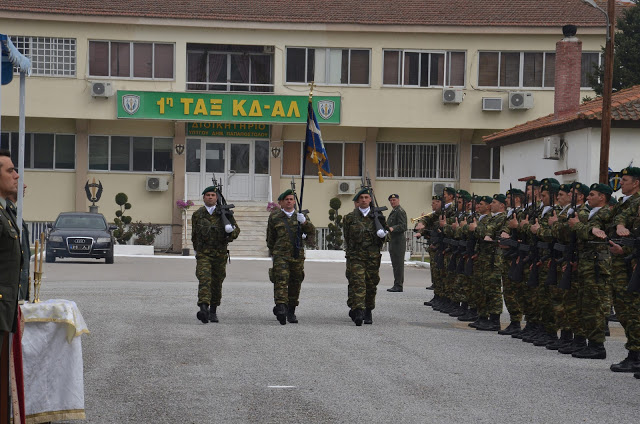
left=376, top=229, right=388, bottom=238
left=302, top=234, right=307, bottom=239
left=224, top=224, right=234, bottom=234
left=297, top=213, right=306, bottom=224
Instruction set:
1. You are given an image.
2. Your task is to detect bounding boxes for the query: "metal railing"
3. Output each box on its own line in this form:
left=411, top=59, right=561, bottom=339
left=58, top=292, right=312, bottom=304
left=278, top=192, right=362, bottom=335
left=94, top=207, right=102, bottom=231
left=311, top=227, right=429, bottom=256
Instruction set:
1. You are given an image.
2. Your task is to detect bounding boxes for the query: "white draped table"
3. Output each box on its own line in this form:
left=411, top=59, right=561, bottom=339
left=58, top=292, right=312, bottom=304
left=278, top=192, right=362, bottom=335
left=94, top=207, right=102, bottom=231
left=20, top=299, right=90, bottom=424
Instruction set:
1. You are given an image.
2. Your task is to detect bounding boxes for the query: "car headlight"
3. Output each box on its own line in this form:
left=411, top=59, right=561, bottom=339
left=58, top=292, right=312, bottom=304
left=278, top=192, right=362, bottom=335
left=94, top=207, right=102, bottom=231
left=96, top=237, right=111, bottom=243
left=49, top=236, right=63, bottom=242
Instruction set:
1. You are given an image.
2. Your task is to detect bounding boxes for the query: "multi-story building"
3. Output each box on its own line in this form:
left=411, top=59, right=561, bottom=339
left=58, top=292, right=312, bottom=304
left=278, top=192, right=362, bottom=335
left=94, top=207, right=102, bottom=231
left=0, top=0, right=621, bottom=253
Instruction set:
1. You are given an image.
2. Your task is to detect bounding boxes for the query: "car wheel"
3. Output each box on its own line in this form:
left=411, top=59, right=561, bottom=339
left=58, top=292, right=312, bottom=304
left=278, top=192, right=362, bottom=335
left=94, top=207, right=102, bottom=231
left=45, top=251, right=55, bottom=263
left=105, top=253, right=114, bottom=264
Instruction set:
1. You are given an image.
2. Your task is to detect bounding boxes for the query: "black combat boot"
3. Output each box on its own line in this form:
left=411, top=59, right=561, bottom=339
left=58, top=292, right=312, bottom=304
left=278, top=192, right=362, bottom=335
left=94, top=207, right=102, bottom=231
left=387, top=285, right=403, bottom=292
left=533, top=331, right=558, bottom=347
left=274, top=303, right=287, bottom=325
left=458, top=308, right=478, bottom=322
left=449, top=303, right=468, bottom=317
left=287, top=304, right=298, bottom=324
left=363, top=308, right=373, bottom=324
left=196, top=303, right=209, bottom=324
left=572, top=340, right=606, bottom=359
left=476, top=314, right=501, bottom=331
left=208, top=305, right=218, bottom=323
left=498, top=321, right=521, bottom=336
left=353, top=308, right=364, bottom=326
left=610, top=350, right=640, bottom=373
left=440, top=300, right=456, bottom=314
left=348, top=309, right=355, bottom=321
left=522, top=324, right=544, bottom=343
left=635, top=372, right=640, bottom=379
left=469, top=316, right=487, bottom=329
left=558, top=335, right=587, bottom=354
left=546, top=330, right=572, bottom=350
left=513, top=322, right=534, bottom=339
left=424, top=295, right=437, bottom=307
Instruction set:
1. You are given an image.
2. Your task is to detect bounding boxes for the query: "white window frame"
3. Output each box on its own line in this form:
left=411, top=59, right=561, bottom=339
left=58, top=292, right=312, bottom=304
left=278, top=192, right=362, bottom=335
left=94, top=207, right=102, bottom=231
left=376, top=142, right=458, bottom=181
left=280, top=140, right=365, bottom=177
left=88, top=40, right=175, bottom=80
left=470, top=144, right=500, bottom=181
left=284, top=47, right=371, bottom=87
left=0, top=132, right=76, bottom=170
left=186, top=50, right=274, bottom=92
left=10, top=36, right=77, bottom=77
left=381, top=49, right=466, bottom=88
left=88, top=135, right=174, bottom=173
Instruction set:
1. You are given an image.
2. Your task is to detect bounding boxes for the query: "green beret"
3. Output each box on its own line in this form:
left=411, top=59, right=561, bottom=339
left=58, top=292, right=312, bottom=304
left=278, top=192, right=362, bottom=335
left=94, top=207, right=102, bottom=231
left=609, top=196, right=618, bottom=205
left=278, top=189, right=293, bottom=201
left=474, top=195, right=483, bottom=203
left=506, top=188, right=524, bottom=196
left=526, top=179, right=541, bottom=187
left=540, top=177, right=560, bottom=186
left=353, top=188, right=371, bottom=201
left=622, top=167, right=640, bottom=178
left=457, top=189, right=471, bottom=201
left=431, top=195, right=440, bottom=200
left=479, top=195, right=493, bottom=204
left=541, top=183, right=560, bottom=193
left=444, top=186, right=456, bottom=195
left=493, top=194, right=507, bottom=204
left=559, top=184, right=572, bottom=193
left=589, top=183, right=613, bottom=196
left=388, top=193, right=399, bottom=200
left=202, top=185, right=218, bottom=195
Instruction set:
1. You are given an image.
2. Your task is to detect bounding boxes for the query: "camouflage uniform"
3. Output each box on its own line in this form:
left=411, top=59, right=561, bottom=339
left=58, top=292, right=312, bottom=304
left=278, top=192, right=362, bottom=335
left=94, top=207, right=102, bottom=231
left=191, top=206, right=240, bottom=306
left=343, top=208, right=386, bottom=311
left=473, top=212, right=507, bottom=318
left=418, top=213, right=440, bottom=294
left=266, top=209, right=315, bottom=306
left=499, top=207, right=524, bottom=323
left=608, top=192, right=640, bottom=352
left=532, top=205, right=561, bottom=335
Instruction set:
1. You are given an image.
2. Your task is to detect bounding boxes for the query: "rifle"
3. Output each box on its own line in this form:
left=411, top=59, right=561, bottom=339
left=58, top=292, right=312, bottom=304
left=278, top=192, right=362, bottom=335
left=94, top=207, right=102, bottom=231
left=290, top=177, right=310, bottom=259
left=365, top=171, right=388, bottom=234
left=526, top=199, right=541, bottom=288
left=212, top=173, right=235, bottom=237
left=627, top=237, right=640, bottom=293
left=556, top=183, right=578, bottom=290
left=464, top=193, right=477, bottom=277
left=542, top=190, right=559, bottom=286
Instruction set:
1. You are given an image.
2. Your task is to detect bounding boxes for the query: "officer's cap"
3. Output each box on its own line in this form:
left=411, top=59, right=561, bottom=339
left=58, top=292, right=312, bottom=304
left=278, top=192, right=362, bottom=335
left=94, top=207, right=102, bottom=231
left=493, top=194, right=507, bottom=205
left=202, top=186, right=218, bottom=195
left=388, top=193, right=399, bottom=200
left=353, top=188, right=371, bottom=202
left=622, top=167, right=640, bottom=178
left=590, top=183, right=613, bottom=196
left=278, top=189, right=294, bottom=201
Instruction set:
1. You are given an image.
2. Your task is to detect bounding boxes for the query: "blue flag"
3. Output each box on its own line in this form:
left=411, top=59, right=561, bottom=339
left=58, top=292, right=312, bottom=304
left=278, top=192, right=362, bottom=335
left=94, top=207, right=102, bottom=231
left=305, top=101, right=332, bottom=182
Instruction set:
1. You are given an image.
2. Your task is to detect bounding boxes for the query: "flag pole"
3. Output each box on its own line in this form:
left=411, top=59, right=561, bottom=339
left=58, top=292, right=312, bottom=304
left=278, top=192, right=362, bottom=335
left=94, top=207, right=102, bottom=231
left=299, top=81, right=315, bottom=210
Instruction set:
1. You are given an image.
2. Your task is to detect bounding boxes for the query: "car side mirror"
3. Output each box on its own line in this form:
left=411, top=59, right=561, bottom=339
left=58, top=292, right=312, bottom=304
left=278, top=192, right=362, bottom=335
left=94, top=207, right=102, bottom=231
left=109, top=225, right=117, bottom=231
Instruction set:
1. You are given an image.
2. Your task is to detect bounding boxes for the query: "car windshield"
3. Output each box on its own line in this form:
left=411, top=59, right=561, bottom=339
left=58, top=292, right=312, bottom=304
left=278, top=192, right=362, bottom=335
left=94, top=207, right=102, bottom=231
left=55, top=216, right=107, bottom=230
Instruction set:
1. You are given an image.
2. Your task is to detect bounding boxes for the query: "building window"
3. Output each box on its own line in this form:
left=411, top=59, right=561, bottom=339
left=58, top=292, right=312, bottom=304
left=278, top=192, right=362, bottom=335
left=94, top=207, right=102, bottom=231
left=382, top=50, right=465, bottom=87
left=471, top=145, right=500, bottom=180
left=88, top=136, right=173, bottom=172
left=10, top=36, right=76, bottom=77
left=281, top=141, right=363, bottom=177
left=285, top=47, right=370, bottom=85
left=88, top=41, right=174, bottom=79
left=376, top=142, right=458, bottom=180
left=187, top=44, right=273, bottom=92
left=0, top=132, right=75, bottom=170
left=478, top=51, right=598, bottom=88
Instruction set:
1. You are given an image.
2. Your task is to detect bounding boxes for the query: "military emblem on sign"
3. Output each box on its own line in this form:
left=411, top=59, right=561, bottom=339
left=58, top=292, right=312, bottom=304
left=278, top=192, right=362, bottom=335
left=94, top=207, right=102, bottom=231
left=122, top=94, right=141, bottom=115
left=608, top=169, right=622, bottom=192
left=317, top=100, right=335, bottom=120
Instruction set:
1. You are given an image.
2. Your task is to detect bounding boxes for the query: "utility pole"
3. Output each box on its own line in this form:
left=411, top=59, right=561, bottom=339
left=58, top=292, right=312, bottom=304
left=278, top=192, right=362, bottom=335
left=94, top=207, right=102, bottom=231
left=599, top=0, right=615, bottom=184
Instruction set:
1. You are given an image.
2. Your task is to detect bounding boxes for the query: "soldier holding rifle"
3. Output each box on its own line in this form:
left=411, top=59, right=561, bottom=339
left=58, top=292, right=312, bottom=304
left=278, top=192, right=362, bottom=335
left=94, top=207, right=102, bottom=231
left=191, top=184, right=240, bottom=324
left=414, top=196, right=442, bottom=305
left=266, top=183, right=315, bottom=325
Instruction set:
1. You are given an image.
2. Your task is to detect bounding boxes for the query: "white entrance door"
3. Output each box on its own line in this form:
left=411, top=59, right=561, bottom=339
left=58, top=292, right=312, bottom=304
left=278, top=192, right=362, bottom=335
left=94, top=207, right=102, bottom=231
left=226, top=142, right=251, bottom=201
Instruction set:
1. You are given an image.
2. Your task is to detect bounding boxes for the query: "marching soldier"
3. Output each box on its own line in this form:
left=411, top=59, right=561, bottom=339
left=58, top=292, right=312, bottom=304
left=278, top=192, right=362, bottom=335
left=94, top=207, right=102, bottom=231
left=343, top=188, right=387, bottom=326
left=191, top=185, right=240, bottom=324
left=266, top=189, right=315, bottom=325
left=386, top=194, right=407, bottom=292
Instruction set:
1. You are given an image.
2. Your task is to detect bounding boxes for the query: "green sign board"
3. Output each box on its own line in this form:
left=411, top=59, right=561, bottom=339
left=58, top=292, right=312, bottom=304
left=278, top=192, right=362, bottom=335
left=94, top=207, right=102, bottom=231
left=186, top=123, right=270, bottom=138
left=117, top=91, right=340, bottom=124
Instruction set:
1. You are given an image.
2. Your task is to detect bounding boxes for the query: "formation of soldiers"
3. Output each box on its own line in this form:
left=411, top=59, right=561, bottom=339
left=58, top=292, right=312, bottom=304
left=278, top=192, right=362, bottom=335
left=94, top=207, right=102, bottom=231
left=415, top=167, right=640, bottom=379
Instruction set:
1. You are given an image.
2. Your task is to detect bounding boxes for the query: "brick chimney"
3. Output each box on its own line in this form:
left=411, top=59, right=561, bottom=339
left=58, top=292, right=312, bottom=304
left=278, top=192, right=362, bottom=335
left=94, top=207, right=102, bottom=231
left=554, top=25, right=582, bottom=119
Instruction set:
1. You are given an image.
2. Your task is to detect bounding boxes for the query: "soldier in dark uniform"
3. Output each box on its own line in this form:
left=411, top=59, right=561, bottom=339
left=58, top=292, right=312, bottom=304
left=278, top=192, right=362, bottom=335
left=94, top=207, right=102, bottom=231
left=343, top=188, right=387, bottom=326
left=191, top=185, right=240, bottom=323
left=266, top=189, right=315, bottom=325
left=386, top=194, right=407, bottom=292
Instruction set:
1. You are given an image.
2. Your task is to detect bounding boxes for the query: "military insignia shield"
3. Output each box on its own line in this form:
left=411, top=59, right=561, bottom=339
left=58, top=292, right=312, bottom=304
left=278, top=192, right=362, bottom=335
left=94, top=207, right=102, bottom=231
left=608, top=169, right=622, bottom=192
left=122, top=95, right=141, bottom=115
left=317, top=100, right=335, bottom=120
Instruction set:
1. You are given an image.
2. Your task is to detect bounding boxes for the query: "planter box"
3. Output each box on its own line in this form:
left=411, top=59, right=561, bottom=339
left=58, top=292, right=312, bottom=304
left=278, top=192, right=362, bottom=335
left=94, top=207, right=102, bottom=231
left=114, top=245, right=154, bottom=256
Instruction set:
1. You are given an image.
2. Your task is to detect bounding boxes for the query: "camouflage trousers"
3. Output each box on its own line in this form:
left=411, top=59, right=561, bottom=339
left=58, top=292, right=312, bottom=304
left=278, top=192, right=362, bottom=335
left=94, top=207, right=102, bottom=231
left=428, top=247, right=442, bottom=295
left=474, top=251, right=502, bottom=317
left=610, top=260, right=640, bottom=351
left=270, top=254, right=305, bottom=306
left=501, top=256, right=523, bottom=322
left=520, top=268, right=539, bottom=324
left=562, top=280, right=582, bottom=336
left=196, top=250, right=228, bottom=306
left=576, top=256, right=610, bottom=343
left=534, top=266, right=557, bottom=334
left=346, top=251, right=381, bottom=310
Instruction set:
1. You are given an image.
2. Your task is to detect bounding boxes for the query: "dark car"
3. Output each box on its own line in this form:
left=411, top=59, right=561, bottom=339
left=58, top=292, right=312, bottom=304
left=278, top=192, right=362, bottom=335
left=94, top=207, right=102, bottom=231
left=46, top=212, right=116, bottom=263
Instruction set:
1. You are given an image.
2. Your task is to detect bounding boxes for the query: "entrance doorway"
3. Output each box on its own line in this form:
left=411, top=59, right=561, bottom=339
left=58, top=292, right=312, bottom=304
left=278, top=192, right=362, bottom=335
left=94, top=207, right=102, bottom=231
left=185, top=138, right=270, bottom=201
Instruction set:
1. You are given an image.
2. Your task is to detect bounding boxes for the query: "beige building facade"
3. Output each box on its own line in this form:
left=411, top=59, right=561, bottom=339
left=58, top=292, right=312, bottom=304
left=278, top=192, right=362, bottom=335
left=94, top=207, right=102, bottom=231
left=0, top=1, right=614, bottom=250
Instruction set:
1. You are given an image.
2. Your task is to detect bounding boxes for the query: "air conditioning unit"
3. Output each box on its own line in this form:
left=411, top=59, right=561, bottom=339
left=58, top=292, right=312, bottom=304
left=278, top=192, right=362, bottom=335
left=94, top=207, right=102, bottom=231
left=90, top=81, right=114, bottom=98
left=145, top=176, right=169, bottom=192
left=337, top=180, right=357, bottom=195
left=543, top=136, right=562, bottom=160
left=482, top=97, right=503, bottom=111
left=509, top=91, right=534, bottom=109
left=432, top=181, right=455, bottom=197
left=442, top=87, right=463, bottom=104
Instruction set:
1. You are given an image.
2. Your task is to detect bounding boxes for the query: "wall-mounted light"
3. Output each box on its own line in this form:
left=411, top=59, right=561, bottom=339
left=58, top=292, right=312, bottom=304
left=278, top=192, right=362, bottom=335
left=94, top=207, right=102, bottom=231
left=271, top=146, right=281, bottom=158
left=175, top=144, right=185, bottom=155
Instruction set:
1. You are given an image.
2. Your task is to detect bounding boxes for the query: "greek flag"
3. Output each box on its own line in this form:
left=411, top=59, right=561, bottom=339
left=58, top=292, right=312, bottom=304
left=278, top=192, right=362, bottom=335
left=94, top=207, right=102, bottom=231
left=304, top=101, right=332, bottom=182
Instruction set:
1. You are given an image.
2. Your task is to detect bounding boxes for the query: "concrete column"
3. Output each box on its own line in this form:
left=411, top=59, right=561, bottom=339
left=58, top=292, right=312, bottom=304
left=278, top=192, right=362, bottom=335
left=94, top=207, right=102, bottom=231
left=172, top=122, right=186, bottom=252
left=75, top=119, right=89, bottom=212
left=458, top=129, right=474, bottom=191
left=269, top=124, right=283, bottom=202
left=365, top=127, right=378, bottom=187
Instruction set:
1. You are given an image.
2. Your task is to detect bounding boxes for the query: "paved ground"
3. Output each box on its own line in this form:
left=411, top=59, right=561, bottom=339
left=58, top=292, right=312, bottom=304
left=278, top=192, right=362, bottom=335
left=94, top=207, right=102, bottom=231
left=39, top=256, right=637, bottom=424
